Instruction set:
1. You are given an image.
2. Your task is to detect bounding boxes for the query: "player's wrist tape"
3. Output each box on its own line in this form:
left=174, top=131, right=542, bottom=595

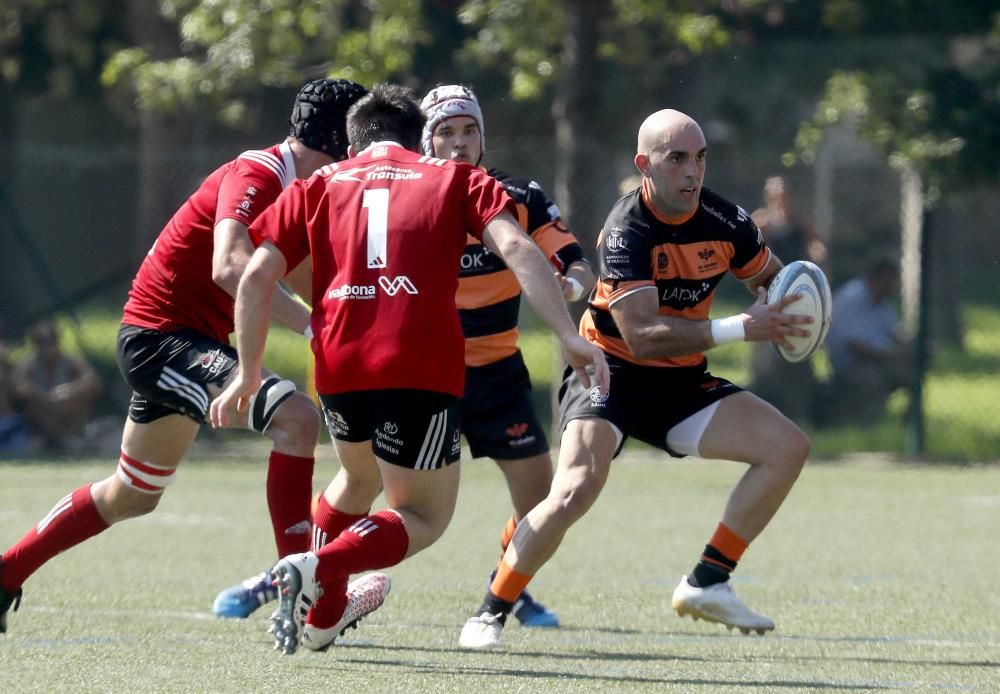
left=303, top=324, right=314, bottom=340
left=565, top=277, right=585, bottom=302
left=710, top=316, right=745, bottom=345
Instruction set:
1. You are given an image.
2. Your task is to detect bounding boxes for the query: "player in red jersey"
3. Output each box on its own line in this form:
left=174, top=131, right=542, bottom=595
left=420, top=84, right=593, bottom=628
left=459, top=109, right=813, bottom=649
left=0, top=78, right=369, bottom=635
left=209, top=84, right=609, bottom=654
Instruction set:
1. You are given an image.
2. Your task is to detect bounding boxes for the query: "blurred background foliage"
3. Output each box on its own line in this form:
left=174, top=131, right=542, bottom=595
left=1, top=1, right=998, bottom=460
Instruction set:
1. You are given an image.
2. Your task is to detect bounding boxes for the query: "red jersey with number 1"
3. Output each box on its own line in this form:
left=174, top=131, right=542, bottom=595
left=122, top=141, right=297, bottom=342
left=251, top=142, right=515, bottom=396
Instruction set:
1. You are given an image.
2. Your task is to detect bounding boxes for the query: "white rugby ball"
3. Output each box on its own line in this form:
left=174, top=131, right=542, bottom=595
left=765, top=260, right=832, bottom=363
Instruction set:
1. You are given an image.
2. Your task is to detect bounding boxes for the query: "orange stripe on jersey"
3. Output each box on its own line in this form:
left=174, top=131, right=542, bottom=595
left=531, top=221, right=576, bottom=261
left=579, top=311, right=705, bottom=368
left=600, top=278, right=656, bottom=308
left=456, top=270, right=521, bottom=311
left=465, top=328, right=520, bottom=367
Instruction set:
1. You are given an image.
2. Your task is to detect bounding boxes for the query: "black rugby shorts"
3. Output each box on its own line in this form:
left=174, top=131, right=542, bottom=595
left=320, top=389, right=461, bottom=470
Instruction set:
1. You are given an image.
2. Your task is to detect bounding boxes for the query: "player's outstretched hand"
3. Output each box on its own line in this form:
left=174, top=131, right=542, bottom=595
left=209, top=368, right=261, bottom=429
left=562, top=334, right=610, bottom=397
left=743, top=286, right=813, bottom=351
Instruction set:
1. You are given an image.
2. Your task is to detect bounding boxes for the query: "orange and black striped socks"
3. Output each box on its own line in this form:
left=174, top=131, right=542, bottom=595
left=689, top=522, right=748, bottom=588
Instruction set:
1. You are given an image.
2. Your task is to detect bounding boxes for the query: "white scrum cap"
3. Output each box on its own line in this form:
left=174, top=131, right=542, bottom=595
left=420, top=84, right=485, bottom=159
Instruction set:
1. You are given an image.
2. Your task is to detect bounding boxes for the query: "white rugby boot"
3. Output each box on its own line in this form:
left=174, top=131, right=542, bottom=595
left=301, top=572, right=392, bottom=652
left=269, top=552, right=322, bottom=655
left=671, top=575, right=775, bottom=635
left=458, top=612, right=505, bottom=649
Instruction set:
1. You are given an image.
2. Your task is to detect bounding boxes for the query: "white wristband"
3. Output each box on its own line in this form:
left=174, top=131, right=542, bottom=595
left=710, top=316, right=745, bottom=346
left=303, top=324, right=314, bottom=340
left=565, top=277, right=586, bottom=302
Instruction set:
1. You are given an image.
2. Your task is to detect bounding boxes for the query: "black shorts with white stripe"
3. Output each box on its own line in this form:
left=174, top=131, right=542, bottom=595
left=319, top=390, right=462, bottom=469
left=116, top=324, right=238, bottom=424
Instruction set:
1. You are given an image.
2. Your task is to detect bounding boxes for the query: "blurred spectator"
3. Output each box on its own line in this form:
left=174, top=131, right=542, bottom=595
left=751, top=175, right=826, bottom=266
left=11, top=319, right=102, bottom=453
left=0, top=334, right=31, bottom=457
left=825, top=257, right=913, bottom=425
left=749, top=175, right=825, bottom=424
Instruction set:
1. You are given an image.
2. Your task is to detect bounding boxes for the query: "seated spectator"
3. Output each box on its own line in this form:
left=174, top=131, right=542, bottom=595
left=824, top=257, right=913, bottom=425
left=0, top=334, right=31, bottom=457
left=12, top=319, right=102, bottom=453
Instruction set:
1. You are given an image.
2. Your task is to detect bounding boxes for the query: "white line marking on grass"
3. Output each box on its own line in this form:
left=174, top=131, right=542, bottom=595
left=29, top=605, right=218, bottom=621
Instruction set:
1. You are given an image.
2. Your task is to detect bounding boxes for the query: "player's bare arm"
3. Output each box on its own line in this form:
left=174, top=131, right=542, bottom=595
left=483, top=211, right=609, bottom=392
left=611, top=281, right=812, bottom=358
left=211, top=219, right=310, bottom=335
left=210, top=242, right=288, bottom=428
left=556, top=259, right=594, bottom=302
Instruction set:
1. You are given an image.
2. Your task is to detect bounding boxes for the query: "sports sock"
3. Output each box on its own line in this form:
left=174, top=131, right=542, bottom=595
left=266, top=451, right=314, bottom=557
left=688, top=522, right=748, bottom=588
left=311, top=493, right=368, bottom=551
left=499, top=514, right=518, bottom=554
left=309, top=510, right=408, bottom=627
left=475, top=591, right=515, bottom=625
left=0, top=485, right=109, bottom=591
left=489, top=559, right=533, bottom=604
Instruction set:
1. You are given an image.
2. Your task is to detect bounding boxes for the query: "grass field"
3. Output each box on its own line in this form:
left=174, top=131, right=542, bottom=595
left=1, top=448, right=998, bottom=692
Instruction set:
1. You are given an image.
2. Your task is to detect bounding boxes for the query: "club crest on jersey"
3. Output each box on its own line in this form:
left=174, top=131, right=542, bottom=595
left=606, top=228, right=627, bottom=252
left=657, top=252, right=669, bottom=272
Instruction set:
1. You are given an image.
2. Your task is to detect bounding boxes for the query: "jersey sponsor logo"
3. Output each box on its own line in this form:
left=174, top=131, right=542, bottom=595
left=366, top=165, right=423, bottom=181
left=701, top=202, right=737, bottom=230
left=606, top=227, right=627, bottom=251
left=378, top=275, right=419, bottom=296
left=384, top=421, right=399, bottom=435
left=450, top=428, right=462, bottom=455
left=328, top=283, right=377, bottom=300
left=696, top=247, right=719, bottom=273
left=660, top=281, right=712, bottom=308
left=460, top=245, right=493, bottom=270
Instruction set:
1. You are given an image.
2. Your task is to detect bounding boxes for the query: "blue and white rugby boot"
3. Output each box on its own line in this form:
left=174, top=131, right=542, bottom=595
left=212, top=569, right=279, bottom=619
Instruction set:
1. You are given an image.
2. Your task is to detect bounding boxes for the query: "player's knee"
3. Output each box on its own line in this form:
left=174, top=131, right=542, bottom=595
left=549, top=475, right=602, bottom=523
left=267, top=392, right=321, bottom=447
left=777, top=426, right=810, bottom=475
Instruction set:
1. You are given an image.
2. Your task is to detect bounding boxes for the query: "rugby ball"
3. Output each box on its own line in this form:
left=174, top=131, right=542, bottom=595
left=765, top=260, right=832, bottom=363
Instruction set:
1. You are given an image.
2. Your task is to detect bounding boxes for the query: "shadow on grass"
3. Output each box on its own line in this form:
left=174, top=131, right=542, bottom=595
left=295, top=646, right=891, bottom=690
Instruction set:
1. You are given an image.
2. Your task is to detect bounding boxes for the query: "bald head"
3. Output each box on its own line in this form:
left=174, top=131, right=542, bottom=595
left=634, top=109, right=707, bottom=218
left=637, top=109, right=704, bottom=156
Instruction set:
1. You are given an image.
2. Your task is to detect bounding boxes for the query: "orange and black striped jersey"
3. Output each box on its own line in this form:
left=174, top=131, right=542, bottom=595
left=458, top=168, right=586, bottom=367
left=582, top=184, right=770, bottom=368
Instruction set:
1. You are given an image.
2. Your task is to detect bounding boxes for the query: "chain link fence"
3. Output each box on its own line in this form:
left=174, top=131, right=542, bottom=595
left=2, top=123, right=997, bottom=462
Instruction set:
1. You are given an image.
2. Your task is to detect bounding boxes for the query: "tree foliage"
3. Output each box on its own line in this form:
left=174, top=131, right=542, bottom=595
left=788, top=9, right=1000, bottom=201
left=102, top=0, right=430, bottom=123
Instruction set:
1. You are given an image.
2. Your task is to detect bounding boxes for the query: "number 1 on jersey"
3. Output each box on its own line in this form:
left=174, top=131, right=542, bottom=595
left=364, top=188, right=389, bottom=269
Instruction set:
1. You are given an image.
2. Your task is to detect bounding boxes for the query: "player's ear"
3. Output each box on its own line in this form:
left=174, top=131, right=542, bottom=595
left=634, top=153, right=649, bottom=176
left=347, top=144, right=358, bottom=158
